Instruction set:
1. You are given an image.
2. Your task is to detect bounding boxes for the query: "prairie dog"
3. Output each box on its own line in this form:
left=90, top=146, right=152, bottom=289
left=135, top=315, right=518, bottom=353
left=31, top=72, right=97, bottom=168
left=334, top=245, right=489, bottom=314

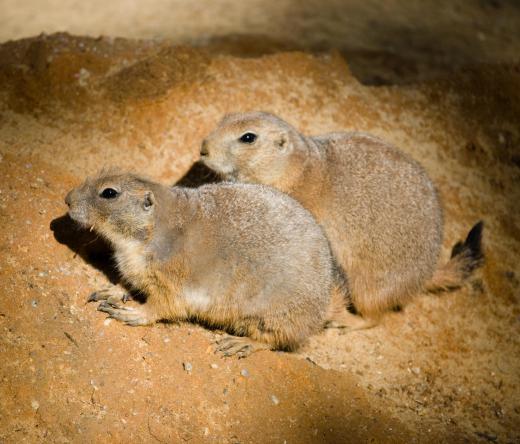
left=200, top=112, right=484, bottom=327
left=65, top=171, right=338, bottom=356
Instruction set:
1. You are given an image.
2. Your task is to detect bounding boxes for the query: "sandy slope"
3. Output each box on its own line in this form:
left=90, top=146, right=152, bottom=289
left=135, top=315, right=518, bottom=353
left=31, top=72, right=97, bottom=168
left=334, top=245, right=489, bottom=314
left=0, top=23, right=518, bottom=444
left=2, top=0, right=520, bottom=85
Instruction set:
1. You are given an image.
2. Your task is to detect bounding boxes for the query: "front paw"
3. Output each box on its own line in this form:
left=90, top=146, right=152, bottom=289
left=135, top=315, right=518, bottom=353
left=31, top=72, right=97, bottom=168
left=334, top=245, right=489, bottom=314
left=88, top=287, right=132, bottom=305
left=214, top=335, right=269, bottom=358
left=97, top=301, right=154, bottom=326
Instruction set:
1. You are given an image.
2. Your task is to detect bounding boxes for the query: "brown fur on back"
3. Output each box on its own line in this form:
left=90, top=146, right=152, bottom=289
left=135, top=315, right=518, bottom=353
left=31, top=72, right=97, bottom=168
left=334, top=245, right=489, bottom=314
left=201, top=112, right=484, bottom=320
left=65, top=171, right=337, bottom=351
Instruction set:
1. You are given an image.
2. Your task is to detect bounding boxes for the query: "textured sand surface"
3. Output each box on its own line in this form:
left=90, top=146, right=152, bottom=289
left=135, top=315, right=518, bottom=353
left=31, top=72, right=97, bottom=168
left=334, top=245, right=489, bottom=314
left=0, top=3, right=519, bottom=442
left=2, top=0, right=520, bottom=84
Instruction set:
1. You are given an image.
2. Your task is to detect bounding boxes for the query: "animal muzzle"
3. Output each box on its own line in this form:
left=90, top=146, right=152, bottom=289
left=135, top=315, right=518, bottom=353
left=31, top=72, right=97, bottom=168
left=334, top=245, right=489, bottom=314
left=65, top=189, right=90, bottom=227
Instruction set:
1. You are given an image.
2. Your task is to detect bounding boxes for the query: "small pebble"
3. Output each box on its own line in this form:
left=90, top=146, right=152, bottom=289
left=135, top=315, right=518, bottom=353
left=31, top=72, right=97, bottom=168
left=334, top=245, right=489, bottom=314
left=31, top=300, right=38, bottom=308
left=210, top=363, right=219, bottom=369
left=163, top=337, right=170, bottom=343
left=411, top=367, right=421, bottom=375
left=240, top=369, right=249, bottom=378
left=77, top=68, right=91, bottom=87
left=31, top=400, right=39, bottom=410
left=270, top=395, right=280, bottom=405
left=183, top=362, right=193, bottom=373
left=103, top=318, right=112, bottom=326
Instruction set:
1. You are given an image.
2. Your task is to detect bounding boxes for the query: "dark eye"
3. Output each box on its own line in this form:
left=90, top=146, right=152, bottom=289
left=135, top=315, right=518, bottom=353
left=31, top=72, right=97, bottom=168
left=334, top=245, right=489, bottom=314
left=239, top=132, right=257, bottom=144
left=100, top=188, right=119, bottom=199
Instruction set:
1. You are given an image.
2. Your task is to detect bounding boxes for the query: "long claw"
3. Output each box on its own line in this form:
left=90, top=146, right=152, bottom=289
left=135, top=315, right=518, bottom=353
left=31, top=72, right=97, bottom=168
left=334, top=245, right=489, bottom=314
left=88, top=287, right=129, bottom=304
left=87, top=292, right=99, bottom=303
left=96, top=301, right=153, bottom=326
left=97, top=301, right=134, bottom=314
left=214, top=336, right=267, bottom=358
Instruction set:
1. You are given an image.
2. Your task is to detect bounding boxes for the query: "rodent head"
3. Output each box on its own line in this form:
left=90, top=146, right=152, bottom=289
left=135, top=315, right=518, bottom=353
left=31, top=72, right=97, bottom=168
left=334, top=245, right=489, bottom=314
left=65, top=170, right=156, bottom=242
left=200, top=112, right=308, bottom=190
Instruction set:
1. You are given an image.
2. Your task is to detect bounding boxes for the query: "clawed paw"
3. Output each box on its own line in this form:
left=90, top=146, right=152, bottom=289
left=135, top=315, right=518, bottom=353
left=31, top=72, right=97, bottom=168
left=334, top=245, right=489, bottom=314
left=96, top=300, right=153, bottom=326
left=214, top=335, right=268, bottom=358
left=88, top=287, right=132, bottom=305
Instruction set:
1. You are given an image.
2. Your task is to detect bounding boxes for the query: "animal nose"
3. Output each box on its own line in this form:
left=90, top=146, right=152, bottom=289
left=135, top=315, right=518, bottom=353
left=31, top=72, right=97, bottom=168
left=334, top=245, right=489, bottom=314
left=200, top=140, right=209, bottom=157
left=65, top=190, right=73, bottom=207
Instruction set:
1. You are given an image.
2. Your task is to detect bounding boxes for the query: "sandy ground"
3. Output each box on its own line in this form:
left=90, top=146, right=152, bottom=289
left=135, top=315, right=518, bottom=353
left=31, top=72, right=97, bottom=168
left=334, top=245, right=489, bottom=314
left=0, top=2, right=519, bottom=443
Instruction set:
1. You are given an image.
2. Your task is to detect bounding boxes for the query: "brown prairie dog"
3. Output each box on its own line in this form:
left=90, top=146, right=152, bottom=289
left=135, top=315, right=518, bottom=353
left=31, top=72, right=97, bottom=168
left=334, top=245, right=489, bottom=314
left=65, top=171, right=339, bottom=357
left=200, top=112, right=484, bottom=328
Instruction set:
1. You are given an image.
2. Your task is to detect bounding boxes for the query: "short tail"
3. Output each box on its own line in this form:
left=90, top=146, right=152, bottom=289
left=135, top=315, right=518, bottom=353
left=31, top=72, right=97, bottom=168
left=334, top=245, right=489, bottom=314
left=425, top=221, right=485, bottom=294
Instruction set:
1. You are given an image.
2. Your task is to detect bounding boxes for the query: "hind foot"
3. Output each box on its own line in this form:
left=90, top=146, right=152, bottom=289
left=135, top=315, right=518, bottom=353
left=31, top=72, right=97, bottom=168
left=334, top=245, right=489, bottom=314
left=325, top=310, right=378, bottom=333
left=214, top=335, right=270, bottom=358
left=88, top=287, right=132, bottom=305
left=97, top=300, right=156, bottom=326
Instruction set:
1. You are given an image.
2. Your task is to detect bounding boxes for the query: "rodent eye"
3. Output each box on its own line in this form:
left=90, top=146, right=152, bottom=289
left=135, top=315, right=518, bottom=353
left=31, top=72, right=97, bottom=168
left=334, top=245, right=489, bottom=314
left=239, top=132, right=257, bottom=144
left=100, top=188, right=119, bottom=199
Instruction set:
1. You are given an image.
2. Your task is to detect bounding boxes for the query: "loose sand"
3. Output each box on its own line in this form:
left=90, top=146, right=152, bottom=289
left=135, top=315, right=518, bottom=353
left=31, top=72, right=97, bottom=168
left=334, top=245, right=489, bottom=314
left=0, top=2, right=519, bottom=442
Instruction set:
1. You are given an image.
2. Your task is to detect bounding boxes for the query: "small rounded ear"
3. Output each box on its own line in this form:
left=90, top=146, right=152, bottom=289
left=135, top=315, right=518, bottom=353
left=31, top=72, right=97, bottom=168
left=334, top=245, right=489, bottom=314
left=276, top=133, right=294, bottom=154
left=276, top=134, right=286, bottom=148
left=143, top=191, right=155, bottom=211
left=276, top=133, right=293, bottom=154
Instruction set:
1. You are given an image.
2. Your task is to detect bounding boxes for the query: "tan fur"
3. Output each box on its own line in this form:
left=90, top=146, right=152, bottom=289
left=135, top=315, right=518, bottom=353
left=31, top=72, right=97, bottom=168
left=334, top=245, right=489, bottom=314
left=65, top=171, right=337, bottom=356
left=201, top=112, right=483, bottom=326
left=424, top=248, right=482, bottom=293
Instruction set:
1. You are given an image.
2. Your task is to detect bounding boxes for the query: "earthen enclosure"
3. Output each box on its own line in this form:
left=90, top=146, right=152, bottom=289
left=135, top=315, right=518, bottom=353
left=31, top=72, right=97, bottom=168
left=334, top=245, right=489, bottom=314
left=0, top=1, right=519, bottom=442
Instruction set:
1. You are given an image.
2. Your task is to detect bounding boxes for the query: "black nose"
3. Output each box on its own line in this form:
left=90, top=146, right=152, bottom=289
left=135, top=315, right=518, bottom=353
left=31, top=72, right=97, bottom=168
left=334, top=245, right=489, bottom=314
left=65, top=190, right=73, bottom=207
left=200, top=140, right=209, bottom=157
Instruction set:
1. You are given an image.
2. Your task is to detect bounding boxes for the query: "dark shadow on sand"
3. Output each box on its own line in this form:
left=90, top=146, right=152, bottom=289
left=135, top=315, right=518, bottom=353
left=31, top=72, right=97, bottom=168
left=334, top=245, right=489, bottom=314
left=50, top=214, right=120, bottom=284
left=50, top=214, right=149, bottom=303
left=174, top=161, right=222, bottom=188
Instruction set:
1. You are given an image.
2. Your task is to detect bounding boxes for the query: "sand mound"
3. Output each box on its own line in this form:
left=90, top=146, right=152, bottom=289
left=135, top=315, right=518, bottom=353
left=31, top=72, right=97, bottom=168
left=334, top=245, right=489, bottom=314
left=0, top=33, right=518, bottom=442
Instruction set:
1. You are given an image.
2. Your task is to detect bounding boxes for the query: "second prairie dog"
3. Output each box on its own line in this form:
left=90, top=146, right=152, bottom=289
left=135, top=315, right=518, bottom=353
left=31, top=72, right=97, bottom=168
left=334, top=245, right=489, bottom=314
left=201, top=112, right=484, bottom=328
left=65, top=171, right=338, bottom=357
